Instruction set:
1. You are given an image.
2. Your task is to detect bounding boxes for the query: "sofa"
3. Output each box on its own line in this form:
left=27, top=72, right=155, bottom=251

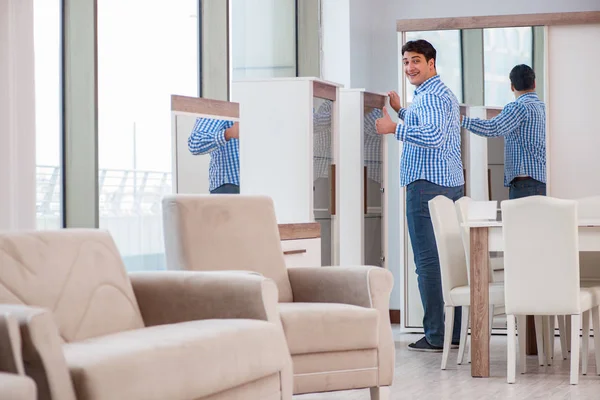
left=0, top=229, right=292, bottom=400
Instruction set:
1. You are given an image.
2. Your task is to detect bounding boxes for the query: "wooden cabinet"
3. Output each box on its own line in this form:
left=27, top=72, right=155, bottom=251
left=278, top=222, right=321, bottom=268
left=233, top=77, right=342, bottom=266
left=338, top=89, right=388, bottom=268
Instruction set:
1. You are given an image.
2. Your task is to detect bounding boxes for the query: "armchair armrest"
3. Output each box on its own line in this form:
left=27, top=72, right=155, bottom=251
left=287, top=266, right=393, bottom=308
left=0, top=305, right=77, bottom=400
left=0, top=310, right=25, bottom=374
left=288, top=266, right=396, bottom=386
left=0, top=372, right=36, bottom=400
left=129, top=271, right=281, bottom=327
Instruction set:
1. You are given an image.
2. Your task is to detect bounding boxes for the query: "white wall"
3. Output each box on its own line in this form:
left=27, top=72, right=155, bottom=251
left=0, top=0, right=36, bottom=231
left=547, top=24, right=600, bottom=199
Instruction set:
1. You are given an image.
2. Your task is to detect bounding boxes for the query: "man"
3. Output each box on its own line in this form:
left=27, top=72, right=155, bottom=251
left=376, top=39, right=464, bottom=352
left=461, top=64, right=546, bottom=199
left=188, top=118, right=240, bottom=194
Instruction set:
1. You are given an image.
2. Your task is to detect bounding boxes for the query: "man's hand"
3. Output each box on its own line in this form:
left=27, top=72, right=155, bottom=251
left=387, top=91, right=401, bottom=113
left=375, top=108, right=397, bottom=135
left=224, top=122, right=239, bottom=141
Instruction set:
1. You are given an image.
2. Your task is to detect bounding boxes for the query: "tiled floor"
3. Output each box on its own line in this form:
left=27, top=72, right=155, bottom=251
left=295, top=326, right=600, bottom=399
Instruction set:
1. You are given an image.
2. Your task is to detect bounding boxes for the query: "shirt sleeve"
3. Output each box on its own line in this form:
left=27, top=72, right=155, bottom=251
left=395, top=94, right=448, bottom=148
left=398, top=108, right=407, bottom=121
left=461, top=102, right=526, bottom=138
left=188, top=118, right=233, bottom=155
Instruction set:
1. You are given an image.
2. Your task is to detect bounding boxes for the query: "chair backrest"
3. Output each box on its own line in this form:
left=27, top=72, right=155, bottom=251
left=162, top=195, right=294, bottom=302
left=455, top=196, right=497, bottom=284
left=502, top=196, right=580, bottom=315
left=455, top=197, right=473, bottom=282
left=576, top=196, right=600, bottom=280
left=0, top=230, right=144, bottom=342
left=429, top=196, right=469, bottom=304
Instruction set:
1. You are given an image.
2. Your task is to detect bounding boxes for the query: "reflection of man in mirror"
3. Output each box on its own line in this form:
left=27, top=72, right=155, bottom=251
left=375, top=39, right=464, bottom=353
left=461, top=64, right=546, bottom=199
left=363, top=107, right=383, bottom=184
left=313, top=100, right=333, bottom=181
left=188, top=118, right=240, bottom=194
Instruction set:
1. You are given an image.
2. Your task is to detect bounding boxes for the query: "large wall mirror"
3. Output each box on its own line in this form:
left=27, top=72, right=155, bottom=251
left=395, top=11, right=600, bottom=332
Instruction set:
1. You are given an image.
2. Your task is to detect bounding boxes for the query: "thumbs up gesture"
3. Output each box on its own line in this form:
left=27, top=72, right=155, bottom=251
left=375, top=107, right=397, bottom=135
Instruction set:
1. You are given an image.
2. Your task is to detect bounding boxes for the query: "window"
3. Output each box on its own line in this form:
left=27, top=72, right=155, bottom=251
left=33, top=0, right=62, bottom=230
left=230, top=0, right=297, bottom=79
left=404, top=30, right=463, bottom=103
left=98, top=1, right=199, bottom=271
left=484, top=27, right=533, bottom=107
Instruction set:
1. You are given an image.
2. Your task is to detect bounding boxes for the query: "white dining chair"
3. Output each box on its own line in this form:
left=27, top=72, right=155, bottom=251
left=454, top=196, right=547, bottom=366
left=559, top=196, right=600, bottom=356
left=502, top=196, right=600, bottom=385
left=429, top=195, right=505, bottom=370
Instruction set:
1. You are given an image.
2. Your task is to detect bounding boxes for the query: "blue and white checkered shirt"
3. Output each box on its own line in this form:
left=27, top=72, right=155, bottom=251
left=188, top=118, right=239, bottom=192
left=396, top=75, right=464, bottom=187
left=462, top=92, right=546, bottom=186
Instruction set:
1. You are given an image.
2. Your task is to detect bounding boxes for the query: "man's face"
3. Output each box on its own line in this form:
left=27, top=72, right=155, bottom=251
left=403, top=51, right=435, bottom=86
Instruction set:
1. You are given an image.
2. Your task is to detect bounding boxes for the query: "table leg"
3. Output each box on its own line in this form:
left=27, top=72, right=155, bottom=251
left=470, top=227, right=490, bottom=377
left=526, top=315, right=538, bottom=355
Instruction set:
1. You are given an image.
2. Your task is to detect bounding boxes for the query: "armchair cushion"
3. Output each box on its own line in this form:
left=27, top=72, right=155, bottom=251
left=0, top=372, right=36, bottom=400
left=129, top=271, right=280, bottom=326
left=63, top=319, right=289, bottom=400
left=278, top=303, right=378, bottom=355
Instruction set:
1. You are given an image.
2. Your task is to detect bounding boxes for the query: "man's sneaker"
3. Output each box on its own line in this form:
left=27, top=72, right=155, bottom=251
left=407, top=337, right=443, bottom=352
left=451, top=340, right=460, bottom=349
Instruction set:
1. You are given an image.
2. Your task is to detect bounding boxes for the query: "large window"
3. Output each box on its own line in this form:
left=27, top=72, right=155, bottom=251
left=98, top=1, right=199, bottom=271
left=230, top=0, right=297, bottom=79
left=33, top=0, right=62, bottom=230
left=484, top=27, right=533, bottom=107
left=404, top=30, right=463, bottom=104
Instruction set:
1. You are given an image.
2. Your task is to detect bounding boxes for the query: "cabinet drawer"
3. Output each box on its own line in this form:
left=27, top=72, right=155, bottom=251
left=281, top=238, right=321, bottom=268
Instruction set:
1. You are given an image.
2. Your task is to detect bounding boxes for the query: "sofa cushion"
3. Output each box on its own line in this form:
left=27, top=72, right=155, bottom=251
left=62, top=319, right=288, bottom=400
left=0, top=230, right=144, bottom=342
left=278, top=303, right=379, bottom=355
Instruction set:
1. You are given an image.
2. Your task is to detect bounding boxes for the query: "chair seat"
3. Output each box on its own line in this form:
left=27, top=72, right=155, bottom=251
left=278, top=302, right=379, bottom=355
left=449, top=282, right=505, bottom=307
left=63, top=319, right=288, bottom=400
left=579, top=286, right=600, bottom=312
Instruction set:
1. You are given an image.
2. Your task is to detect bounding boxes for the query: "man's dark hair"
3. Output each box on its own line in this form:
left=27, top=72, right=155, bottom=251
left=509, top=64, right=536, bottom=91
left=401, top=40, right=437, bottom=67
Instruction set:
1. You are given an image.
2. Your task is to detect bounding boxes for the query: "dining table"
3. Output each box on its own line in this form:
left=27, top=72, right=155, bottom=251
left=464, top=218, right=600, bottom=377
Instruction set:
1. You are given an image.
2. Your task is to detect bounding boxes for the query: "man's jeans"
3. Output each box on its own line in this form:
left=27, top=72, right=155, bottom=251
left=210, top=184, right=240, bottom=194
left=406, top=179, right=465, bottom=347
left=509, top=177, right=546, bottom=200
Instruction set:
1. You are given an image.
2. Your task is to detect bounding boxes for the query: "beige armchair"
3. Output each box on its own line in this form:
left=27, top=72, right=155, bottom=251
left=162, top=195, right=395, bottom=399
left=0, top=310, right=37, bottom=400
left=0, top=229, right=292, bottom=400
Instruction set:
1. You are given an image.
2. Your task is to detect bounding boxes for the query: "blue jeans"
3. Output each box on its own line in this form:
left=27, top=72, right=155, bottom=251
left=210, top=184, right=240, bottom=194
left=508, top=177, right=546, bottom=199
left=406, top=180, right=464, bottom=347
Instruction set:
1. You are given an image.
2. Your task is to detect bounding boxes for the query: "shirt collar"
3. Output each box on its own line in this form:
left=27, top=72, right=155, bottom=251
left=414, top=74, right=441, bottom=95
left=516, top=92, right=538, bottom=102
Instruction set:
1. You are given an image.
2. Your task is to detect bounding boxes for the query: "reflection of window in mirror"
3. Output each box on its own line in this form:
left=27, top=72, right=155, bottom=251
left=404, top=30, right=463, bottom=104
left=484, top=27, right=533, bottom=107
left=230, top=0, right=297, bottom=79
